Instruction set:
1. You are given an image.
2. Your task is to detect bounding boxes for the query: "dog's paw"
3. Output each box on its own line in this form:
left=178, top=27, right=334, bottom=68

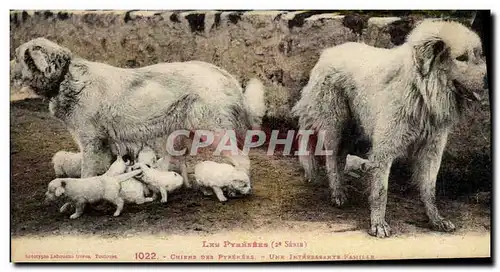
left=431, top=219, right=456, bottom=232
left=368, top=221, right=391, bottom=238
left=69, top=213, right=81, bottom=220
left=330, top=190, right=347, bottom=207
left=160, top=198, right=168, bottom=203
left=113, top=211, right=121, bottom=217
left=218, top=197, right=228, bottom=202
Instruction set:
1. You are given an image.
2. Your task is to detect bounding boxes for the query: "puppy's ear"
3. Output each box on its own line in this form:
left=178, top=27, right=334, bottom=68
left=25, top=44, right=71, bottom=79
left=415, top=38, right=450, bottom=77
left=55, top=183, right=65, bottom=197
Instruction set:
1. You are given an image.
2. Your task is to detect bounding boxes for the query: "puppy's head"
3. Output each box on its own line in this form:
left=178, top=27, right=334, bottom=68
left=407, top=20, right=487, bottom=102
left=11, top=38, right=72, bottom=98
left=137, top=146, right=158, bottom=166
left=45, top=179, right=66, bottom=203
left=228, top=171, right=252, bottom=196
left=105, top=155, right=128, bottom=176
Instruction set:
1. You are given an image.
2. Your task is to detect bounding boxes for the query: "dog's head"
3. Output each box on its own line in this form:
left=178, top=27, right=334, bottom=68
left=227, top=171, right=252, bottom=197
left=11, top=38, right=72, bottom=98
left=407, top=20, right=487, bottom=102
left=45, top=179, right=66, bottom=203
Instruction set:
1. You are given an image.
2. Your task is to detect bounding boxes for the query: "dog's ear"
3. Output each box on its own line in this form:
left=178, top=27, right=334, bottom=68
left=55, top=181, right=66, bottom=197
left=25, top=44, right=71, bottom=79
left=415, top=38, right=450, bottom=77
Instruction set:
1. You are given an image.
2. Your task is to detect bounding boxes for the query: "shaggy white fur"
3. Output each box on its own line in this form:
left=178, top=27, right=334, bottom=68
left=11, top=38, right=266, bottom=182
left=194, top=161, right=251, bottom=202
left=292, top=19, right=487, bottom=237
left=52, top=151, right=82, bottom=178
left=133, top=163, right=184, bottom=203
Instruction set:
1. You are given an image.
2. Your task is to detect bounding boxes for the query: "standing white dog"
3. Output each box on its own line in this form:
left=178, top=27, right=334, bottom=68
left=11, top=38, right=266, bottom=187
left=292, top=19, right=487, bottom=237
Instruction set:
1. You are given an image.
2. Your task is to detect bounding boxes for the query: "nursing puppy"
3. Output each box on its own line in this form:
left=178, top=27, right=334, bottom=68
left=292, top=20, right=487, bottom=237
left=133, top=163, right=184, bottom=203
left=194, top=161, right=252, bottom=202
left=52, top=150, right=81, bottom=178
left=11, top=38, right=265, bottom=182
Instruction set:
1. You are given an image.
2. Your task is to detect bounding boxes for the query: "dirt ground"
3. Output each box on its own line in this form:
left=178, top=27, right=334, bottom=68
left=10, top=98, right=491, bottom=240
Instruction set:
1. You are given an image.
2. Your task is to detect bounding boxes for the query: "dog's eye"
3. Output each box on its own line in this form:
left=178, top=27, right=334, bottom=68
left=456, top=53, right=469, bottom=62
left=474, top=47, right=484, bottom=59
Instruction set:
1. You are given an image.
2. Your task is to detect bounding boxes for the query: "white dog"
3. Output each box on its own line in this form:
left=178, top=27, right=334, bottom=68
left=119, top=178, right=155, bottom=205
left=292, top=19, right=487, bottom=237
left=194, top=161, right=252, bottom=202
left=133, top=163, right=184, bottom=203
left=11, top=38, right=265, bottom=184
left=45, top=169, right=142, bottom=219
left=52, top=151, right=82, bottom=178
left=48, top=156, right=142, bottom=219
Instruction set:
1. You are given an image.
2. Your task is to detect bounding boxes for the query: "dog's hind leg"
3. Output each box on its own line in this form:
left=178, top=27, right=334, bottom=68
left=323, top=128, right=349, bottom=207
left=412, top=130, right=456, bottom=232
left=113, top=198, right=125, bottom=217
left=212, top=186, right=228, bottom=202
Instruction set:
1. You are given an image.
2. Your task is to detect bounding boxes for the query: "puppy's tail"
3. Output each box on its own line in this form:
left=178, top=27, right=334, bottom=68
left=244, top=78, right=266, bottom=128
left=114, top=169, right=143, bottom=183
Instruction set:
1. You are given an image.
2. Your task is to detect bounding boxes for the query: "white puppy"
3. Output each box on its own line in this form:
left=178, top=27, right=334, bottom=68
left=133, top=162, right=183, bottom=203
left=344, top=155, right=374, bottom=172
left=137, top=146, right=157, bottom=166
left=153, top=157, right=171, bottom=171
left=194, top=161, right=252, bottom=202
left=45, top=170, right=142, bottom=219
left=52, top=151, right=82, bottom=178
left=47, top=156, right=142, bottom=219
left=119, top=178, right=155, bottom=205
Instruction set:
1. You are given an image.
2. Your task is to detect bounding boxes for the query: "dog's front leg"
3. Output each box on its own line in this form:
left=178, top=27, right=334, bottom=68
left=412, top=130, right=455, bottom=232
left=367, top=153, right=393, bottom=238
left=69, top=199, right=86, bottom=219
left=80, top=137, right=113, bottom=178
left=59, top=202, right=72, bottom=213
left=212, top=186, right=228, bottom=202
left=178, top=156, right=191, bottom=188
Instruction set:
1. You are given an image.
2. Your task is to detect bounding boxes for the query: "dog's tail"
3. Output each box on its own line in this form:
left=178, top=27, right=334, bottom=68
left=114, top=169, right=142, bottom=183
left=244, top=78, right=266, bottom=129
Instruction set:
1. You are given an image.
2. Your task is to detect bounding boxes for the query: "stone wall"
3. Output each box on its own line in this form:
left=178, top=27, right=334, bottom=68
left=9, top=10, right=473, bottom=119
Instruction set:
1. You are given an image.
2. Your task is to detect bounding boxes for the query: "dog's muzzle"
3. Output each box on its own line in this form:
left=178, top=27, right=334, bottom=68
left=453, top=80, right=484, bottom=102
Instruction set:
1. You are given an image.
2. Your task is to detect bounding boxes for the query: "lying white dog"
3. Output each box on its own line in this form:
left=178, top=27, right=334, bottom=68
left=133, top=163, right=184, bottom=203
left=52, top=151, right=82, bottom=178
left=47, top=156, right=142, bottom=219
left=194, top=161, right=252, bottom=202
